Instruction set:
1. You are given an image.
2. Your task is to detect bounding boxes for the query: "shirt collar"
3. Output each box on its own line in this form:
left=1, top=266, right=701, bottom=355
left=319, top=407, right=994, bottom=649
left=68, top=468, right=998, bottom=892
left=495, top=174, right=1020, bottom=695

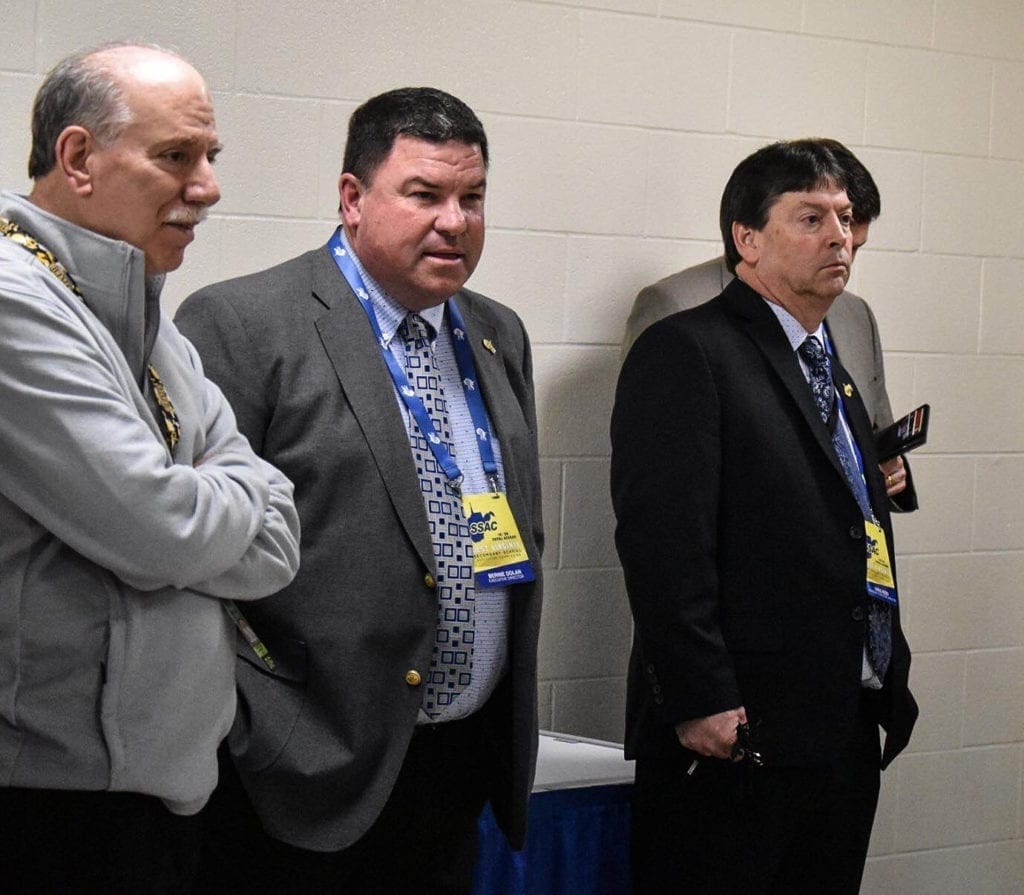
left=339, top=229, right=447, bottom=346
left=762, top=297, right=826, bottom=353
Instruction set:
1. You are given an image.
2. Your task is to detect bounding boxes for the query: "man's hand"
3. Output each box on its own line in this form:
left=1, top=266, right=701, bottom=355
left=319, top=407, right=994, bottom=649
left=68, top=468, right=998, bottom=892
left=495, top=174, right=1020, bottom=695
left=675, top=707, right=747, bottom=760
left=880, top=454, right=907, bottom=498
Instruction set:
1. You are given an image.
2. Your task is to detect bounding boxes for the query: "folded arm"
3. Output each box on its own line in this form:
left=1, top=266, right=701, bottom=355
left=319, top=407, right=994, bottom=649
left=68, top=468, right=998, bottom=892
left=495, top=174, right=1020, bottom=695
left=0, top=283, right=298, bottom=596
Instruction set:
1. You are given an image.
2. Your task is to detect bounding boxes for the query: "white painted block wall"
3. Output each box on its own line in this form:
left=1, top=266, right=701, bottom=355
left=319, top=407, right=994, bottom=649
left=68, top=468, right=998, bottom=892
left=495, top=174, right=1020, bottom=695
left=2, top=1, right=1021, bottom=889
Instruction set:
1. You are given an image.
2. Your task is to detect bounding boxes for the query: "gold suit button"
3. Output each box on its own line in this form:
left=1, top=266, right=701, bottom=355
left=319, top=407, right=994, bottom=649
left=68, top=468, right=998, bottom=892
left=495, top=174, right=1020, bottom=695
left=424, top=573, right=436, bottom=588
left=405, top=670, right=422, bottom=687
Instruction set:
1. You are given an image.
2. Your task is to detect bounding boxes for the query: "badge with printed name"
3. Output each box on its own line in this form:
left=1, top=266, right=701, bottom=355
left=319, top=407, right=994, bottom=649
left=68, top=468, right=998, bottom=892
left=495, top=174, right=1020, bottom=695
left=865, top=519, right=898, bottom=605
left=462, top=491, right=535, bottom=588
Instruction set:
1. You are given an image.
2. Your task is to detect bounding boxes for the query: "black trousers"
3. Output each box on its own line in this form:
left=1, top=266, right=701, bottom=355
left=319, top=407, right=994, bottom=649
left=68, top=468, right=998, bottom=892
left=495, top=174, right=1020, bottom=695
left=632, top=694, right=883, bottom=895
left=194, top=708, right=493, bottom=895
left=0, top=787, right=202, bottom=894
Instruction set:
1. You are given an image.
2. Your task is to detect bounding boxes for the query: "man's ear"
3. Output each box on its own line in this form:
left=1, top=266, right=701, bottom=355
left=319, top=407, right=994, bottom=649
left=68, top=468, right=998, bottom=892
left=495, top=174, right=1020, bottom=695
left=54, top=126, right=96, bottom=196
left=732, top=220, right=761, bottom=266
left=338, top=173, right=365, bottom=231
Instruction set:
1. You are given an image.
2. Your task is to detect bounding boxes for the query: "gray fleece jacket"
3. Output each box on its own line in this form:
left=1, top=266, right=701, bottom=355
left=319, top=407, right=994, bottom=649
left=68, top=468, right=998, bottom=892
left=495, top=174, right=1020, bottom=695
left=0, top=191, right=300, bottom=814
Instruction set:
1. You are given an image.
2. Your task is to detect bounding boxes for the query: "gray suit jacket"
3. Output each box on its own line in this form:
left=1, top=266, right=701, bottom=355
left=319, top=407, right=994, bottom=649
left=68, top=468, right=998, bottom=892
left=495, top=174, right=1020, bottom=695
left=175, top=245, right=544, bottom=852
left=623, top=256, right=916, bottom=510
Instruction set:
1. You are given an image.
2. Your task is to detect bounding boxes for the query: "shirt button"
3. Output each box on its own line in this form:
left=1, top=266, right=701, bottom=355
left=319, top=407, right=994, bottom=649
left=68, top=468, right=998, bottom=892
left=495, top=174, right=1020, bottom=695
left=405, top=670, right=422, bottom=687
left=424, top=573, right=436, bottom=589
left=851, top=606, right=865, bottom=621
left=849, top=526, right=862, bottom=539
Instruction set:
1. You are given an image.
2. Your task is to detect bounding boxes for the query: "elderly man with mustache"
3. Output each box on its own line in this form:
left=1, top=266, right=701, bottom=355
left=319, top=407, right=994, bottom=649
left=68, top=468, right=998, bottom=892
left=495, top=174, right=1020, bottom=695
left=0, top=42, right=300, bottom=893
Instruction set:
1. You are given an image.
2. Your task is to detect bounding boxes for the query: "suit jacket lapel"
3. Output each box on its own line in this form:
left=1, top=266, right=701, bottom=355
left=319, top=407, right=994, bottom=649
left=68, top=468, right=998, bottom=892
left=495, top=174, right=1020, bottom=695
left=823, top=293, right=874, bottom=410
left=832, top=353, right=890, bottom=523
left=723, top=281, right=854, bottom=493
left=310, top=247, right=436, bottom=571
left=453, top=295, right=538, bottom=562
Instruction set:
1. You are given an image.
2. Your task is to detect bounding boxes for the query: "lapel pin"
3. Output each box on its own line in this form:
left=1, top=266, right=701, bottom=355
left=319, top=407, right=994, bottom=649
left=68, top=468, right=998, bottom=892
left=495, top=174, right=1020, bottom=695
left=482, top=338, right=496, bottom=355
left=843, top=383, right=853, bottom=397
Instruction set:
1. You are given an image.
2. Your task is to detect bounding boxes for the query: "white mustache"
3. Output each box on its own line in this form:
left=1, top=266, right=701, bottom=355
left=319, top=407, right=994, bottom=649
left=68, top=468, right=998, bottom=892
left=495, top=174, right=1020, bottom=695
left=164, top=207, right=208, bottom=226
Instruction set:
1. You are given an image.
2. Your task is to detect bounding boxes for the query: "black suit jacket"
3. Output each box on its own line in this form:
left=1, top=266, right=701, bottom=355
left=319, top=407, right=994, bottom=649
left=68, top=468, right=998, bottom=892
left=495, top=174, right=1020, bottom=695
left=611, top=278, right=916, bottom=770
left=175, top=245, right=543, bottom=851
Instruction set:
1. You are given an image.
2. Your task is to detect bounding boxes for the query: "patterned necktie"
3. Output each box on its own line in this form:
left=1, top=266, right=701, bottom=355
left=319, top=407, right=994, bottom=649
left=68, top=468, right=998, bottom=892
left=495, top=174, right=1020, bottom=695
left=798, top=336, right=892, bottom=681
left=400, top=313, right=475, bottom=718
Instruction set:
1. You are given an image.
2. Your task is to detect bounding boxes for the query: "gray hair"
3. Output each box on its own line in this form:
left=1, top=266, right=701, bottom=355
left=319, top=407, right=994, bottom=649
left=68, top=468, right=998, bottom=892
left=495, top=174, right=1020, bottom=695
left=28, top=41, right=181, bottom=179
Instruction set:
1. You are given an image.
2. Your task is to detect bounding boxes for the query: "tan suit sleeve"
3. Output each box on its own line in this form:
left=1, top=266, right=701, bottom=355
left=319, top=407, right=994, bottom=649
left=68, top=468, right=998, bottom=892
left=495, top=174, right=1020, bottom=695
left=621, top=257, right=731, bottom=360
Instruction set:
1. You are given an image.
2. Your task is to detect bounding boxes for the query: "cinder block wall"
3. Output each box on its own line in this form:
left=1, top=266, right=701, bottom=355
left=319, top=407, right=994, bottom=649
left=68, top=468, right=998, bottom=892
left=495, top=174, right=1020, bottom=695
left=2, top=2, right=1022, bottom=890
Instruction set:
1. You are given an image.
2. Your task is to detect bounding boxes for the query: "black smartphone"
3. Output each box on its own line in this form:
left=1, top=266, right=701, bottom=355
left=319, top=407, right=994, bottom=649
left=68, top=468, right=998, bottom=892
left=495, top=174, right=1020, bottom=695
left=875, top=404, right=930, bottom=462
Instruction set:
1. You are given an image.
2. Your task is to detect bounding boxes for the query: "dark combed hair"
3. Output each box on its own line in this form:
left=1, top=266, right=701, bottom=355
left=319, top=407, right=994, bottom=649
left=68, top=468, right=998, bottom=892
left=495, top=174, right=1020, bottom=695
left=720, top=139, right=853, bottom=274
left=342, top=87, right=488, bottom=185
left=28, top=41, right=181, bottom=179
left=815, top=137, right=880, bottom=224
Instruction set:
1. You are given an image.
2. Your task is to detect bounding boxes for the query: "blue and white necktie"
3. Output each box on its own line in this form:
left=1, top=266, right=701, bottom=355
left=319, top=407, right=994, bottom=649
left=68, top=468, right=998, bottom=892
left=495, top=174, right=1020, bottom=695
left=400, top=313, right=475, bottom=717
left=799, top=335, right=892, bottom=681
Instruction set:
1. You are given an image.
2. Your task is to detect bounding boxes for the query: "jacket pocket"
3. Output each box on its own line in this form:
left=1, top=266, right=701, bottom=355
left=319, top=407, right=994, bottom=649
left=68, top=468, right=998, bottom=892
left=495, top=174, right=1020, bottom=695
left=230, top=634, right=308, bottom=774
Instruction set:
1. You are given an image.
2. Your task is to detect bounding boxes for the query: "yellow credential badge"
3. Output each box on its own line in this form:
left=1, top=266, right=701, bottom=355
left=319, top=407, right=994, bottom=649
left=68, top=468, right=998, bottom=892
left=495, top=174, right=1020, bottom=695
left=461, top=491, right=535, bottom=587
left=865, top=519, right=897, bottom=603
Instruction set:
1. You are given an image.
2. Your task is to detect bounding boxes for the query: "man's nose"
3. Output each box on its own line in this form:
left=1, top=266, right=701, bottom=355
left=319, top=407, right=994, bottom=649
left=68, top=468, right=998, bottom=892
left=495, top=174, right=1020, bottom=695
left=185, top=158, right=221, bottom=207
left=825, top=213, right=849, bottom=248
left=435, top=198, right=467, bottom=235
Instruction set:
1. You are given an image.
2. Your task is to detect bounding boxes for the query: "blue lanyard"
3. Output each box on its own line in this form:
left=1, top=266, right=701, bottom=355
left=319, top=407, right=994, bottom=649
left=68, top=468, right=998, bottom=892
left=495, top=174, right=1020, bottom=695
left=327, top=228, right=498, bottom=492
left=823, top=327, right=873, bottom=517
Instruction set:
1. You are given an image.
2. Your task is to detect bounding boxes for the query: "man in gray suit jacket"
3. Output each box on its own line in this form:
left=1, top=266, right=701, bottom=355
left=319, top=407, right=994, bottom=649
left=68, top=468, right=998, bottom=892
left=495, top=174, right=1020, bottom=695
left=176, top=88, right=543, bottom=894
left=623, top=139, right=915, bottom=510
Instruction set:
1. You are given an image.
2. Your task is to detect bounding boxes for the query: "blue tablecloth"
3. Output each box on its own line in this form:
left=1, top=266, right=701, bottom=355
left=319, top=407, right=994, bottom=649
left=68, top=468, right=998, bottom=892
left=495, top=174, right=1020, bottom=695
left=471, top=783, right=633, bottom=895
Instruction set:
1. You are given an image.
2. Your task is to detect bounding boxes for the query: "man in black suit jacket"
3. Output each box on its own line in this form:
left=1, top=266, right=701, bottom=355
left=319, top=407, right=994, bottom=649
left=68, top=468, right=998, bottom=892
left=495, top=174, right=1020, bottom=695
left=612, top=140, right=917, bottom=894
left=621, top=140, right=916, bottom=512
left=176, top=88, right=543, bottom=894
